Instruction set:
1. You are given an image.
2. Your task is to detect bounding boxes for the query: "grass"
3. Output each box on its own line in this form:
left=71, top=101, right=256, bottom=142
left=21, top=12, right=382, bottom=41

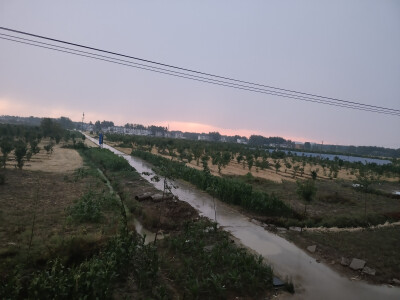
left=293, top=227, right=400, bottom=283
left=160, top=219, right=273, bottom=299
left=228, top=173, right=400, bottom=227
left=0, top=144, right=281, bottom=298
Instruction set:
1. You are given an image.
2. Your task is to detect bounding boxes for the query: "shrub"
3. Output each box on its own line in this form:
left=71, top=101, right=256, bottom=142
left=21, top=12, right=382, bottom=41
left=67, top=191, right=103, bottom=222
left=83, top=148, right=132, bottom=171
left=131, top=150, right=293, bottom=217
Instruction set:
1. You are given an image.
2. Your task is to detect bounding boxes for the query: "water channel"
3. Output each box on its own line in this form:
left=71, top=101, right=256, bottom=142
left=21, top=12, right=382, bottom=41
left=266, top=149, right=392, bottom=165
left=86, top=135, right=400, bottom=300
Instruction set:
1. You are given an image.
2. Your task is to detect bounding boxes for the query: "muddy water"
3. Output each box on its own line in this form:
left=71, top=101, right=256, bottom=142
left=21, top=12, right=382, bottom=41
left=85, top=136, right=400, bottom=300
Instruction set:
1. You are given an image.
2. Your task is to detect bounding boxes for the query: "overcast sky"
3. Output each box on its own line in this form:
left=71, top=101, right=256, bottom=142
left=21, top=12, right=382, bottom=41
left=1, top=0, right=399, bottom=147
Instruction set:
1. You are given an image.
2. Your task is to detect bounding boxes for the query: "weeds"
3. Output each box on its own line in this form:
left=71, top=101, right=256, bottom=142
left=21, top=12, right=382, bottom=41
left=164, top=220, right=273, bottom=298
left=1, top=233, right=162, bottom=299
left=67, top=190, right=118, bottom=223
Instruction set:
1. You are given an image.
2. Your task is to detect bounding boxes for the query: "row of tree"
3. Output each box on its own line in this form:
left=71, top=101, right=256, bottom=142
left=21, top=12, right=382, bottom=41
left=105, top=133, right=399, bottom=180
left=0, top=119, right=85, bottom=170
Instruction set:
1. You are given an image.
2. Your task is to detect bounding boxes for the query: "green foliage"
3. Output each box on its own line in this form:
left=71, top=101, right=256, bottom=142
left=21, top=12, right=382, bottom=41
left=132, top=150, right=292, bottom=216
left=0, top=137, right=14, bottom=168
left=83, top=148, right=132, bottom=171
left=1, top=233, right=161, bottom=299
left=166, top=220, right=273, bottom=298
left=296, top=180, right=317, bottom=214
left=274, top=160, right=282, bottom=173
left=67, top=191, right=102, bottom=222
left=43, top=142, right=54, bottom=155
left=67, top=191, right=118, bottom=223
left=40, top=118, right=63, bottom=139
left=311, top=170, right=317, bottom=180
left=14, top=140, right=27, bottom=169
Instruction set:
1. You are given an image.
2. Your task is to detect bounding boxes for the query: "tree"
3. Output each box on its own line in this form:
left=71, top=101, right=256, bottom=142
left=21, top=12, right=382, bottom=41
left=311, top=170, right=317, bottom=181
left=208, top=131, right=221, bottom=142
left=285, top=161, right=292, bottom=173
left=192, top=145, right=203, bottom=166
left=58, top=116, right=74, bottom=129
left=40, top=118, right=62, bottom=139
left=29, top=139, right=40, bottom=155
left=0, top=138, right=14, bottom=168
left=44, top=142, right=54, bottom=155
left=354, top=172, right=374, bottom=219
left=274, top=160, right=282, bottom=173
left=246, top=154, right=254, bottom=171
left=293, top=165, right=300, bottom=178
left=296, top=179, right=317, bottom=215
left=14, top=140, right=27, bottom=169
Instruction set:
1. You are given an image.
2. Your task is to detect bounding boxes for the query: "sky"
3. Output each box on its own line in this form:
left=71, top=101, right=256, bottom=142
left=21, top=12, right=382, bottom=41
left=0, top=0, right=399, bottom=148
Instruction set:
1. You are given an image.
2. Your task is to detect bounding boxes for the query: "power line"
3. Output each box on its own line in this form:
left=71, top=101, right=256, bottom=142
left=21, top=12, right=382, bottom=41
left=3, top=33, right=397, bottom=115
left=0, top=27, right=399, bottom=116
left=1, top=36, right=398, bottom=117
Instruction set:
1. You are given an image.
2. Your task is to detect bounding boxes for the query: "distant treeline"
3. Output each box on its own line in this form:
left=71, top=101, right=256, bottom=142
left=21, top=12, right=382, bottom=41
left=2, top=115, right=398, bottom=158
left=0, top=115, right=76, bottom=129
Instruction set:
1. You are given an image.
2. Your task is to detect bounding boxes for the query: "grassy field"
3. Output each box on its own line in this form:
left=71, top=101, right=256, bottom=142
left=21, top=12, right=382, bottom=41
left=231, top=173, right=400, bottom=225
left=0, top=138, right=283, bottom=298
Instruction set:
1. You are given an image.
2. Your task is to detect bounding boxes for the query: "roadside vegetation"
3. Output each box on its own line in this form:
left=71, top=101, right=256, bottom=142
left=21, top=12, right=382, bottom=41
left=1, top=125, right=280, bottom=298
left=100, top=133, right=400, bottom=285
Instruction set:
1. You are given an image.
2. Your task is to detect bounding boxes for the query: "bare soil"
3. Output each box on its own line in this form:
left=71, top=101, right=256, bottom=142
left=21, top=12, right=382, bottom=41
left=0, top=167, right=107, bottom=273
left=6, top=140, right=83, bottom=173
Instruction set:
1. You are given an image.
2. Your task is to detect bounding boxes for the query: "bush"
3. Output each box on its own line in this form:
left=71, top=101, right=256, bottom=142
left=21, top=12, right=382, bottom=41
left=83, top=148, right=132, bottom=171
left=132, top=150, right=293, bottom=216
left=1, top=233, right=161, bottom=299
left=166, top=220, right=273, bottom=298
left=68, top=191, right=105, bottom=222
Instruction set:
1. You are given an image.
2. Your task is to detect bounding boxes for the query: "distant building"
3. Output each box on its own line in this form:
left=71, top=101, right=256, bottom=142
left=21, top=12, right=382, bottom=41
left=198, top=134, right=210, bottom=141
left=294, top=142, right=304, bottom=150
left=171, top=131, right=184, bottom=139
left=237, top=138, right=248, bottom=144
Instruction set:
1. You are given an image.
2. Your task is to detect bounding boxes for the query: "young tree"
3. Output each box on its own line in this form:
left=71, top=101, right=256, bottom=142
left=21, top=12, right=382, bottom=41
left=0, top=138, right=14, bottom=168
left=354, top=172, right=374, bottom=219
left=44, top=142, right=54, bottom=155
left=14, top=140, right=27, bottom=169
left=236, top=153, right=244, bottom=164
left=274, top=160, right=282, bottom=173
left=284, top=161, right=292, bottom=173
left=296, top=179, right=317, bottom=215
left=29, top=139, right=40, bottom=155
left=293, top=165, right=300, bottom=178
left=246, top=154, right=254, bottom=171
left=193, top=145, right=203, bottom=166
left=311, top=170, right=318, bottom=181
